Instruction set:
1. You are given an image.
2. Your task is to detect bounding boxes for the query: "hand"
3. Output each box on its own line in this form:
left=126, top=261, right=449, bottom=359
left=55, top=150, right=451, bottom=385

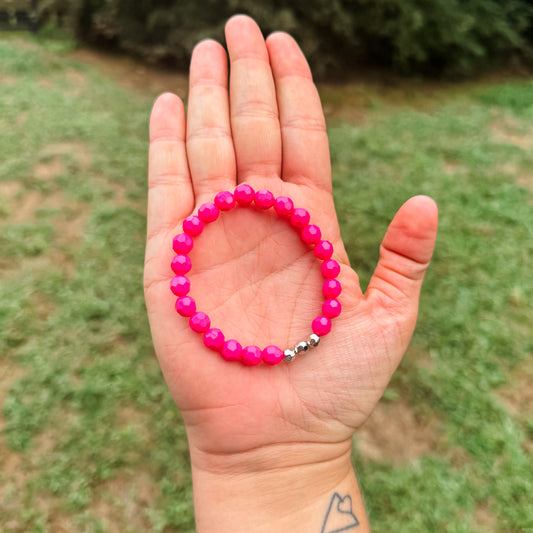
left=144, top=14, right=437, bottom=531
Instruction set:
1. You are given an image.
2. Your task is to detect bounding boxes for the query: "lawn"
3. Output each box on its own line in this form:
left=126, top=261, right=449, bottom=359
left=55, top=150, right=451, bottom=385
left=0, top=33, right=532, bottom=532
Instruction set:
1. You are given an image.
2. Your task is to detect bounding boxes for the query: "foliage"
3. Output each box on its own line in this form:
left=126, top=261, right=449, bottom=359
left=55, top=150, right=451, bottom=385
left=1, top=37, right=532, bottom=531
left=35, top=0, right=533, bottom=77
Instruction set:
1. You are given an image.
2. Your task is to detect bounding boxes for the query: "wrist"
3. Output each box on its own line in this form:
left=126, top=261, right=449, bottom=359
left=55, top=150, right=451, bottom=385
left=188, top=440, right=370, bottom=532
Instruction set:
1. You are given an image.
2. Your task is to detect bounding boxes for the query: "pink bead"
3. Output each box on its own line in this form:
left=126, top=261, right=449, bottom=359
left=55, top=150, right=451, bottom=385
left=323, top=278, right=342, bottom=298
left=183, top=215, right=204, bottom=236
left=234, top=184, right=255, bottom=205
left=203, top=328, right=225, bottom=352
left=198, top=202, right=219, bottom=223
left=189, top=312, right=211, bottom=333
left=321, top=259, right=340, bottom=278
left=314, top=240, right=333, bottom=260
left=323, top=299, right=342, bottom=318
left=170, top=275, right=190, bottom=296
left=274, top=196, right=294, bottom=216
left=214, top=191, right=235, bottom=211
left=301, top=224, right=322, bottom=245
left=173, top=233, right=193, bottom=254
left=290, top=208, right=310, bottom=228
left=241, top=345, right=262, bottom=366
left=312, top=316, right=332, bottom=336
left=175, top=296, right=196, bottom=317
left=262, top=345, right=283, bottom=365
left=171, top=254, right=191, bottom=275
left=221, top=340, right=243, bottom=362
left=254, top=190, right=275, bottom=209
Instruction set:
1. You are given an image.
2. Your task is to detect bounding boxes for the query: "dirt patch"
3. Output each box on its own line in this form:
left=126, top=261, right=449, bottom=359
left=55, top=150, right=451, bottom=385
left=16, top=111, right=28, bottom=128
left=497, top=357, right=533, bottom=420
left=490, top=115, right=533, bottom=149
left=87, top=471, right=158, bottom=533
left=356, top=400, right=441, bottom=464
left=443, top=160, right=467, bottom=175
left=33, top=142, right=92, bottom=180
left=495, top=161, right=533, bottom=197
left=0, top=181, right=21, bottom=201
left=472, top=503, right=499, bottom=533
left=1, top=75, right=18, bottom=86
left=516, top=172, right=533, bottom=191
left=0, top=358, right=26, bottom=432
left=0, top=180, right=89, bottom=279
left=0, top=359, right=28, bottom=529
left=66, top=69, right=87, bottom=87
left=37, top=76, right=54, bottom=89
left=1, top=183, right=88, bottom=243
left=33, top=158, right=65, bottom=181
left=117, top=405, right=148, bottom=427
left=497, top=357, right=533, bottom=455
left=71, top=48, right=189, bottom=99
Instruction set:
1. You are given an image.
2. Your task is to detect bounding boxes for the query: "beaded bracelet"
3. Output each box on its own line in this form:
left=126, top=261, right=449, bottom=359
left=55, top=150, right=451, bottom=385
left=170, top=184, right=342, bottom=366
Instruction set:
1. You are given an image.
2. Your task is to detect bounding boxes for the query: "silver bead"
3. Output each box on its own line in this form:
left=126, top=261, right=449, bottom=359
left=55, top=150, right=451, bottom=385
left=294, top=341, right=309, bottom=354
left=284, top=349, right=295, bottom=362
left=308, top=334, right=320, bottom=347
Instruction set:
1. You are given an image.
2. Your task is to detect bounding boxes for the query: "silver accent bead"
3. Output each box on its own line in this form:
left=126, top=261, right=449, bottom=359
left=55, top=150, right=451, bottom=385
left=284, top=349, right=295, bottom=362
left=308, top=334, right=320, bottom=347
left=294, top=341, right=309, bottom=354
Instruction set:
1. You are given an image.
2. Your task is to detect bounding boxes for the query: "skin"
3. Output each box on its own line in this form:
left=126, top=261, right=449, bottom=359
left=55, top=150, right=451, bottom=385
left=144, top=14, right=438, bottom=532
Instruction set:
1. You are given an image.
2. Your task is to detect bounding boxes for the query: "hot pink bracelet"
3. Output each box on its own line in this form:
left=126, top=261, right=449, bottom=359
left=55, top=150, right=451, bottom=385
left=170, top=184, right=342, bottom=366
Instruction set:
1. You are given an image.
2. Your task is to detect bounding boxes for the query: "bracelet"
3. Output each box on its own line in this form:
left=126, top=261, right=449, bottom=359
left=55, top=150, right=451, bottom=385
left=170, top=184, right=342, bottom=366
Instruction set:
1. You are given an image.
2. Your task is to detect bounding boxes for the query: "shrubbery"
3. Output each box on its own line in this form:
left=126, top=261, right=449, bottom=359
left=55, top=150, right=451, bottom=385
left=38, top=0, right=533, bottom=77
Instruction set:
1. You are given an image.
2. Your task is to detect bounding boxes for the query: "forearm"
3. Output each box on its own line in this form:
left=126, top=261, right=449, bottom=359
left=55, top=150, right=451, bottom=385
left=190, top=443, right=370, bottom=533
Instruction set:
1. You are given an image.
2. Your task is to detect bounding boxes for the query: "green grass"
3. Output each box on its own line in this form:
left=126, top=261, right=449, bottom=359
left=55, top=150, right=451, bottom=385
left=1, top=35, right=532, bottom=532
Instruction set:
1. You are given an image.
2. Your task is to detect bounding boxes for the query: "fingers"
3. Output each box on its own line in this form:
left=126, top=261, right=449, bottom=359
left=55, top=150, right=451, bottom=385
left=186, top=39, right=236, bottom=199
left=225, top=15, right=282, bottom=183
left=266, top=31, right=331, bottom=191
left=147, top=92, right=193, bottom=241
left=366, top=196, right=438, bottom=323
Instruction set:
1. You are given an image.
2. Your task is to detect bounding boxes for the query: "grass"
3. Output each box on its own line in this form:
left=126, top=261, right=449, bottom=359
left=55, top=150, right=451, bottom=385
left=0, top=34, right=532, bottom=532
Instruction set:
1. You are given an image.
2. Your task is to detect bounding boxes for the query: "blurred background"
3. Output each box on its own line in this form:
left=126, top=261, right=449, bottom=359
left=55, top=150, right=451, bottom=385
left=1, top=1, right=532, bottom=532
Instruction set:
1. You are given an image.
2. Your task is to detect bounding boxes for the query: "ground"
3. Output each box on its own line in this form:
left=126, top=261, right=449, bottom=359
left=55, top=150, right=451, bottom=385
left=1, top=36, right=532, bottom=532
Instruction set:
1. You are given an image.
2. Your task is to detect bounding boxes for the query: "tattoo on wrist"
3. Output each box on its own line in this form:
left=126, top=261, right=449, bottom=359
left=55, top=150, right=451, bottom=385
left=321, top=492, right=359, bottom=533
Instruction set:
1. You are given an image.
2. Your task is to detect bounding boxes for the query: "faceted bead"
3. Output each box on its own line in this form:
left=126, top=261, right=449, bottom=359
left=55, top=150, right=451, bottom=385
left=314, top=240, right=333, bottom=260
left=203, top=328, right=225, bottom=352
left=254, top=189, right=275, bottom=209
left=241, top=345, right=262, bottom=366
left=183, top=215, right=204, bottom=236
left=170, top=275, right=190, bottom=296
left=173, top=233, right=193, bottom=254
left=171, top=254, right=192, bottom=275
left=308, top=333, right=320, bottom=347
left=294, top=342, right=309, bottom=354
left=175, top=296, right=196, bottom=317
left=198, top=202, right=219, bottom=223
left=323, top=298, right=342, bottom=318
left=312, top=316, right=331, bottom=336
left=301, top=224, right=322, bottom=245
left=214, top=191, right=235, bottom=211
left=321, top=259, right=340, bottom=278
left=189, top=312, right=211, bottom=333
left=274, top=196, right=294, bottom=216
left=322, top=278, right=342, bottom=298
left=234, top=184, right=255, bottom=205
left=221, top=339, right=243, bottom=362
left=290, top=208, right=310, bottom=228
left=262, top=345, right=284, bottom=365
left=284, top=349, right=295, bottom=361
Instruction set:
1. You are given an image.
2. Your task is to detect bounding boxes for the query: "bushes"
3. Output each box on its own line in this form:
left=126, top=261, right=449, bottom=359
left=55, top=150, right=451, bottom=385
left=40, top=0, right=533, bottom=77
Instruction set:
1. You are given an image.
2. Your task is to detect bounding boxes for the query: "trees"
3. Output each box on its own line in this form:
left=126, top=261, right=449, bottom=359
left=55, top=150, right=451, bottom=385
left=40, top=0, right=533, bottom=77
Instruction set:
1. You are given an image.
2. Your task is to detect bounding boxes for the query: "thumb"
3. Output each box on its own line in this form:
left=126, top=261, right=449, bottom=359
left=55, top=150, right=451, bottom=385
left=366, top=195, right=438, bottom=327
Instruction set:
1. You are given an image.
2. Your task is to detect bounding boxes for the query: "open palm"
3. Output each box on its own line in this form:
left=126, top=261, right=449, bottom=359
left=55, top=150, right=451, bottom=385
left=144, top=16, right=438, bottom=465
